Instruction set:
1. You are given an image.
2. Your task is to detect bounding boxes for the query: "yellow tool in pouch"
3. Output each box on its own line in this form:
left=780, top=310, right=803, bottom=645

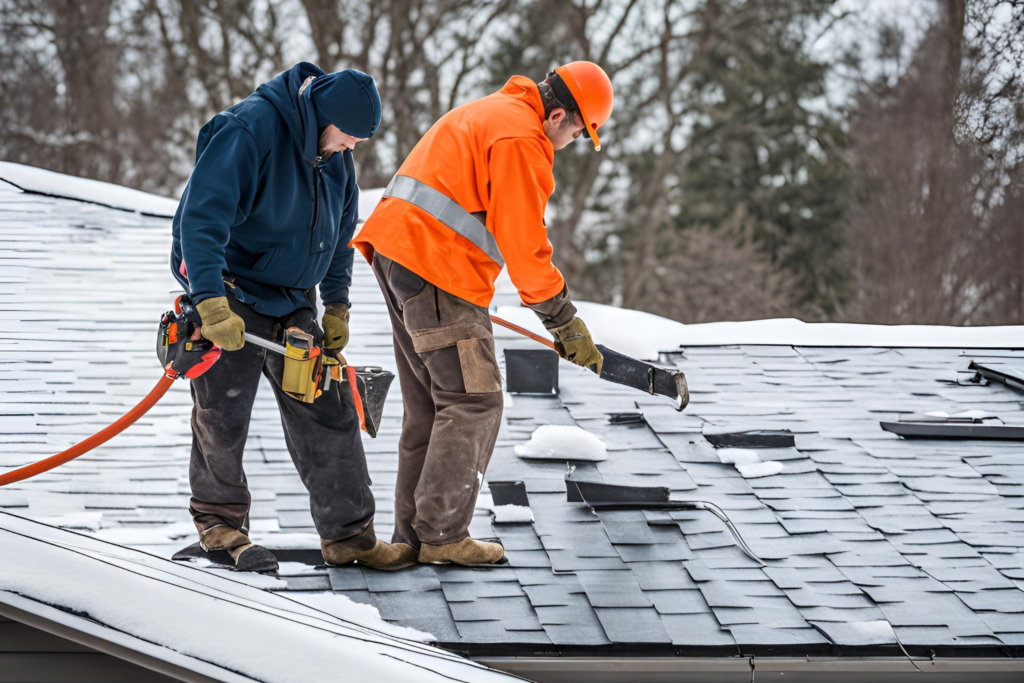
left=281, top=327, right=338, bottom=403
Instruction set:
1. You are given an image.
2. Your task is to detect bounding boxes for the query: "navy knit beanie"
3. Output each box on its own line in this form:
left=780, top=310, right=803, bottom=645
left=309, top=69, right=382, bottom=139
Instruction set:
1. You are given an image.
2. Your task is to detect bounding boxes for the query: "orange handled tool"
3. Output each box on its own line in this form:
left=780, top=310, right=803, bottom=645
left=490, top=315, right=557, bottom=350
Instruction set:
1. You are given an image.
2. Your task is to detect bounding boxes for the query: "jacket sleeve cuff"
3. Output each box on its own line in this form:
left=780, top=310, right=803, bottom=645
left=187, top=281, right=227, bottom=306
left=525, top=284, right=576, bottom=330
left=321, top=288, right=351, bottom=308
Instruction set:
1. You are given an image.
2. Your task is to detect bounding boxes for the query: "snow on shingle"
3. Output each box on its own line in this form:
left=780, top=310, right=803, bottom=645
left=0, top=161, right=181, bottom=217
left=495, top=302, right=1024, bottom=357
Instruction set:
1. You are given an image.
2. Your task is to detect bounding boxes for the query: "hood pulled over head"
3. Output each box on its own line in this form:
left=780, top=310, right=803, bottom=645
left=256, top=62, right=324, bottom=164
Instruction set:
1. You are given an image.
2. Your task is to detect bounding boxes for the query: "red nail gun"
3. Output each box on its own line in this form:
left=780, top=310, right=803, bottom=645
left=156, top=296, right=222, bottom=380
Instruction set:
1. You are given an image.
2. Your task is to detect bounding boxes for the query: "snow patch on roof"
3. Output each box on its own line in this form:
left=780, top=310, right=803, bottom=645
left=0, top=161, right=181, bottom=217
left=514, top=425, right=608, bottom=462
left=495, top=301, right=1024, bottom=357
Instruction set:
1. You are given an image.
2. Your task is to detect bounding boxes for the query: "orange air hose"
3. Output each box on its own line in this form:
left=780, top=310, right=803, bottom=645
left=0, top=375, right=175, bottom=487
left=490, top=314, right=557, bottom=351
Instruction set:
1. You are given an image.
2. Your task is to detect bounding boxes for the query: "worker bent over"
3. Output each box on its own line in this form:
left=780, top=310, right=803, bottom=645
left=170, top=62, right=415, bottom=572
left=354, top=62, right=614, bottom=565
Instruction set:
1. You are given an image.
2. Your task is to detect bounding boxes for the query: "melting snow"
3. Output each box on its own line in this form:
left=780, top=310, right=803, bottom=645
left=36, top=511, right=103, bottom=530
left=514, top=425, right=608, bottom=462
left=736, top=461, right=785, bottom=479
left=491, top=504, right=535, bottom=523
left=718, top=447, right=785, bottom=479
left=717, top=448, right=761, bottom=465
left=924, top=409, right=997, bottom=420
left=284, top=592, right=430, bottom=642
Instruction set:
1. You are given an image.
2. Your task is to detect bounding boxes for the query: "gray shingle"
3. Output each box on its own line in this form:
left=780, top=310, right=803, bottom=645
left=594, top=607, right=672, bottom=644
left=660, top=613, right=736, bottom=646
left=362, top=565, right=442, bottom=593
left=809, top=620, right=899, bottom=646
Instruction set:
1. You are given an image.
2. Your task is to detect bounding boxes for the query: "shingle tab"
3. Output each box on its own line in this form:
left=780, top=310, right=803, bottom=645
left=594, top=607, right=672, bottom=643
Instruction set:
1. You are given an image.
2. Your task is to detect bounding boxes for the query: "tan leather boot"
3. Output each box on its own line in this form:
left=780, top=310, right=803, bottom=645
left=418, top=538, right=505, bottom=565
left=321, top=539, right=418, bottom=571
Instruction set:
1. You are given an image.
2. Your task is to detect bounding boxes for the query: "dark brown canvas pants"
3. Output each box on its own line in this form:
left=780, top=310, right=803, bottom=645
left=188, top=292, right=376, bottom=552
left=372, top=253, right=505, bottom=547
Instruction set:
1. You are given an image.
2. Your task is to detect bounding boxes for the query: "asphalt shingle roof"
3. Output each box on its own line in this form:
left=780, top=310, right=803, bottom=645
left=2, top=169, right=1024, bottom=662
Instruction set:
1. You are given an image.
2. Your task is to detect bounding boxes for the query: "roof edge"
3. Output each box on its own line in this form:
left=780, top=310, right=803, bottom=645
left=0, top=594, right=256, bottom=683
left=0, top=162, right=179, bottom=218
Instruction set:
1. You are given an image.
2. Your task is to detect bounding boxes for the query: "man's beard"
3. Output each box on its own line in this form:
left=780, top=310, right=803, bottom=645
left=317, top=128, right=335, bottom=161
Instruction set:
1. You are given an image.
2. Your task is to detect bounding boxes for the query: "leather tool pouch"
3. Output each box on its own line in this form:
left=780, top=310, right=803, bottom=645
left=281, top=328, right=323, bottom=403
left=282, top=354, right=321, bottom=402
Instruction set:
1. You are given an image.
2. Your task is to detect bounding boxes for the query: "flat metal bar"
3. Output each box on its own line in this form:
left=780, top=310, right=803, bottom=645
left=970, top=361, right=1024, bottom=393
left=881, top=421, right=1024, bottom=440
left=243, top=333, right=287, bottom=356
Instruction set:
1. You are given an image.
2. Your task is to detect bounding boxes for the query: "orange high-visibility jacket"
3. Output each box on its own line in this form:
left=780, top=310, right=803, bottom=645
left=352, top=76, right=566, bottom=308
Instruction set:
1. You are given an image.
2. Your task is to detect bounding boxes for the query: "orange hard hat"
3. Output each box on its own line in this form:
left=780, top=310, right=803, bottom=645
left=553, top=61, right=614, bottom=151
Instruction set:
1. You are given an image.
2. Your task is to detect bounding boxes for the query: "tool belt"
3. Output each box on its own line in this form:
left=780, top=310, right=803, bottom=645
left=159, top=296, right=394, bottom=437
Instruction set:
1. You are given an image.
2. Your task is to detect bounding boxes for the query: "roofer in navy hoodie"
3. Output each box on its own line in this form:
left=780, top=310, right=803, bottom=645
left=170, top=63, right=417, bottom=572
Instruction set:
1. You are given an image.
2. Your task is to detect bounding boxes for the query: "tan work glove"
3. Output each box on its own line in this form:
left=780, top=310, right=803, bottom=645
left=322, top=303, right=350, bottom=352
left=196, top=296, right=245, bottom=351
left=551, top=316, right=603, bottom=375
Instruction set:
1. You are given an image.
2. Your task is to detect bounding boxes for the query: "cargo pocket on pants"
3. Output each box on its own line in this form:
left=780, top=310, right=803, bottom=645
left=456, top=337, right=503, bottom=394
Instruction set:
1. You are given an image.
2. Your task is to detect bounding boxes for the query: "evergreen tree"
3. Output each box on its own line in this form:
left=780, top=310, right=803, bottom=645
left=674, top=2, right=851, bottom=317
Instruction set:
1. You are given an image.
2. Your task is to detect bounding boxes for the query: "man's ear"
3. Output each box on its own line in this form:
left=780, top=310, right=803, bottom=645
left=546, top=108, right=566, bottom=126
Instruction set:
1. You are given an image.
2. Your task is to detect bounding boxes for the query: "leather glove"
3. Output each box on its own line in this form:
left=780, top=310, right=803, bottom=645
left=551, top=317, right=603, bottom=375
left=322, top=303, right=350, bottom=352
left=196, top=296, right=245, bottom=351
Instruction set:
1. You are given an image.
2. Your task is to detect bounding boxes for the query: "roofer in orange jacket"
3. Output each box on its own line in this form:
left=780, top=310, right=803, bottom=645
left=353, top=62, right=613, bottom=565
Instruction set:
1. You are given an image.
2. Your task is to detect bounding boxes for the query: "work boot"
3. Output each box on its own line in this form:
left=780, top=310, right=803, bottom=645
left=188, top=523, right=279, bottom=574
left=321, top=539, right=418, bottom=571
left=227, top=543, right=280, bottom=573
left=419, top=538, right=505, bottom=566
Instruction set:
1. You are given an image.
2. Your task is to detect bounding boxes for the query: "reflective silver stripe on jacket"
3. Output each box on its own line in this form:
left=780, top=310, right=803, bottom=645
left=383, top=175, right=505, bottom=267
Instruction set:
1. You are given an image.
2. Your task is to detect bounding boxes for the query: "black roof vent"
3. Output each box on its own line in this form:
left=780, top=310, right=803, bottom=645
left=504, top=348, right=559, bottom=395
left=704, top=429, right=795, bottom=448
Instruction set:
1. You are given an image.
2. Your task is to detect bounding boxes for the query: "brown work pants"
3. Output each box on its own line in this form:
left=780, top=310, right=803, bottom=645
left=372, top=254, right=505, bottom=547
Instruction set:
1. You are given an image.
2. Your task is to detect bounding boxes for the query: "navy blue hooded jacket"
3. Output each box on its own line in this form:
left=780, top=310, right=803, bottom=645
left=171, top=62, right=372, bottom=316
